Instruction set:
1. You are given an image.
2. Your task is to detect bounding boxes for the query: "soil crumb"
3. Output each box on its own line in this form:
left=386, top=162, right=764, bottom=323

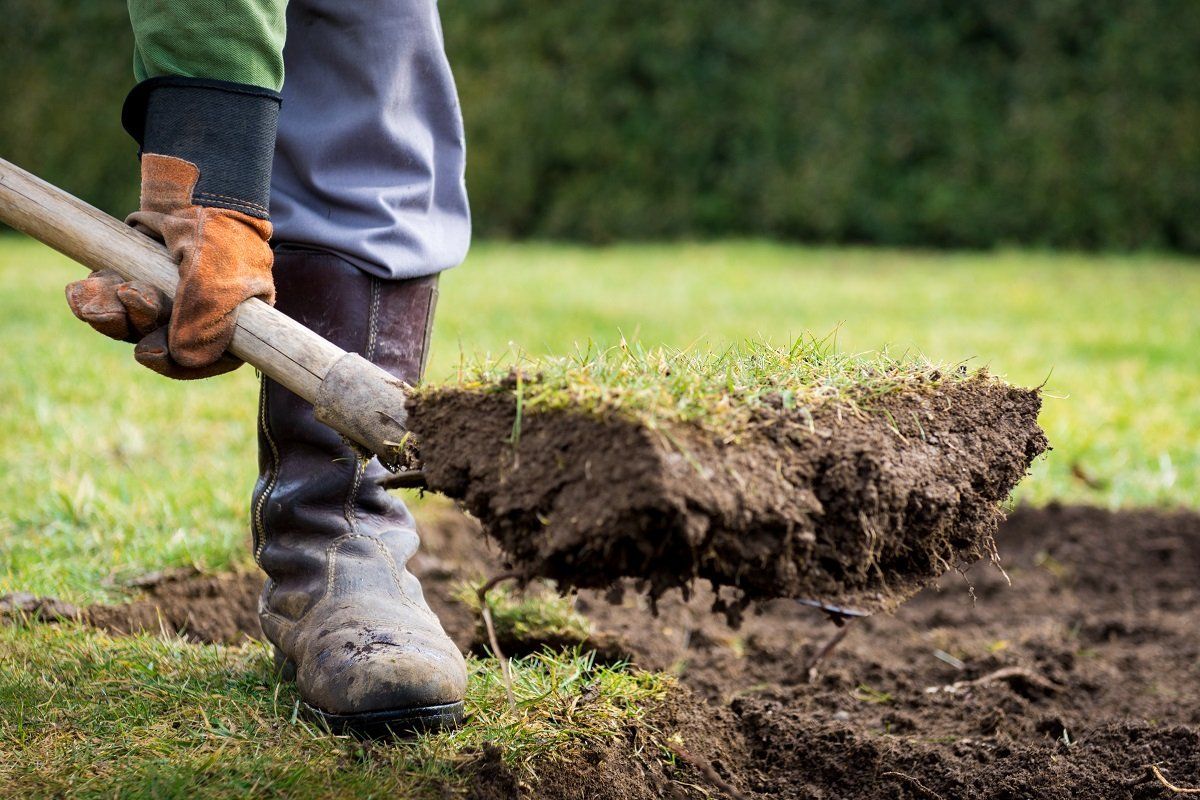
left=410, top=377, right=1047, bottom=616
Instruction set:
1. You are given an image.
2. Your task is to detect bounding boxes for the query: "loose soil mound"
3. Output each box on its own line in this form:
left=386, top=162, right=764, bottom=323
left=410, top=378, right=1047, bottom=615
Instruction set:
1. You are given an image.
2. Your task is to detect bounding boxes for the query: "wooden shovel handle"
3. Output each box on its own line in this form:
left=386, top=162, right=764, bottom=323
left=0, top=157, right=413, bottom=468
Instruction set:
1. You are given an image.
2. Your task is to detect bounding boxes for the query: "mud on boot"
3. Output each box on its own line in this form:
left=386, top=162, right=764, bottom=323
left=253, top=248, right=466, bottom=737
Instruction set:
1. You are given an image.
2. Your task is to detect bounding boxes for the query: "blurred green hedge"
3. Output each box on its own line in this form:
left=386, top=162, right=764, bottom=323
left=4, top=1, right=1198, bottom=250
left=2, top=5, right=140, bottom=218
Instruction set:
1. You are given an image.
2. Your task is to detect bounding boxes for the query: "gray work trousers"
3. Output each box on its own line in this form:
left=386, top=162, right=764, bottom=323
left=269, top=0, right=471, bottom=280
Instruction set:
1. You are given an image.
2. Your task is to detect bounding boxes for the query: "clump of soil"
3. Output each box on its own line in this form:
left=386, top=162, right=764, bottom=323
left=409, top=377, right=1047, bottom=616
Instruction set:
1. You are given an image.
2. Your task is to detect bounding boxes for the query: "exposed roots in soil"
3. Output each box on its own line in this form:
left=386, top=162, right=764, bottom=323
left=1148, top=765, right=1200, bottom=795
left=476, top=570, right=522, bottom=711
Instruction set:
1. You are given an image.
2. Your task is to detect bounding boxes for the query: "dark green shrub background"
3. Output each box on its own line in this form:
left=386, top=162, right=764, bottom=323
left=4, top=1, right=1198, bottom=250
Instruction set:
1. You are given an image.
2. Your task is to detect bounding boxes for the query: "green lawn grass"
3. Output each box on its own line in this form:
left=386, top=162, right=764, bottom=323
left=1, top=236, right=1197, bottom=797
left=0, top=624, right=666, bottom=798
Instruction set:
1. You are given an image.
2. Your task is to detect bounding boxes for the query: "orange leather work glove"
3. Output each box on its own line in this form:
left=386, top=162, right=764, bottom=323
left=67, top=155, right=275, bottom=379
left=65, top=78, right=280, bottom=380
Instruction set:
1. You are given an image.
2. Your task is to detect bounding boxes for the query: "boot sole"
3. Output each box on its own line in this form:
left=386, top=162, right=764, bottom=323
left=274, top=649, right=464, bottom=738
left=307, top=700, right=465, bottom=738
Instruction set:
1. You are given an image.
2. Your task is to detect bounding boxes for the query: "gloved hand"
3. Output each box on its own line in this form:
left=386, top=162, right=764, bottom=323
left=65, top=78, right=281, bottom=380
left=66, top=155, right=274, bottom=379
left=64, top=267, right=233, bottom=379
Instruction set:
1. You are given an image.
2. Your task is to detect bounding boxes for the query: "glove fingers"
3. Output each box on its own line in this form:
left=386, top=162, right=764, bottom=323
left=65, top=270, right=133, bottom=342
left=134, top=328, right=242, bottom=380
left=116, top=281, right=172, bottom=337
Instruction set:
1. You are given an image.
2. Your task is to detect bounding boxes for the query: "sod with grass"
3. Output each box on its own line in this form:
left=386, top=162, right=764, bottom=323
left=1, top=238, right=1198, bottom=797
left=411, top=347, right=1046, bottom=614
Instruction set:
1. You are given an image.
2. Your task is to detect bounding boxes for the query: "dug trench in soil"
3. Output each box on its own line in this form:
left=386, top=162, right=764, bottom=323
left=6, top=505, right=1200, bottom=798
left=408, top=376, right=1048, bottom=618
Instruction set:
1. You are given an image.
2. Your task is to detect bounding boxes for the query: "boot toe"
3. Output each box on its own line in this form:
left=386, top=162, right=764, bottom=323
left=294, top=613, right=468, bottom=721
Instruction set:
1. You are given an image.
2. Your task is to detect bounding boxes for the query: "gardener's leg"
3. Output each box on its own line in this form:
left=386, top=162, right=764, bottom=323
left=252, top=0, right=470, bottom=737
left=269, top=0, right=470, bottom=277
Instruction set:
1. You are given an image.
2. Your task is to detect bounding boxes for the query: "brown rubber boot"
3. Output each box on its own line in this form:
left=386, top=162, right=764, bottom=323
left=252, top=247, right=466, bottom=737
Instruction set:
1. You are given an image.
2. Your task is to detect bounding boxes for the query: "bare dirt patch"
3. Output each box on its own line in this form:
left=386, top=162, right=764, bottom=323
left=0, top=508, right=488, bottom=647
left=410, top=378, right=1047, bottom=618
left=446, top=503, right=1200, bottom=798
left=576, top=504, right=1200, bottom=799
left=1, top=569, right=262, bottom=644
